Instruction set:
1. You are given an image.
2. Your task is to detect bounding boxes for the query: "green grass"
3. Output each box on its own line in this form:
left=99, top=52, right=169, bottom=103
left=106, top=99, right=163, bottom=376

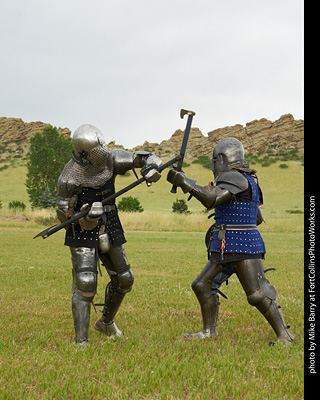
left=0, top=160, right=304, bottom=399
left=0, top=159, right=303, bottom=216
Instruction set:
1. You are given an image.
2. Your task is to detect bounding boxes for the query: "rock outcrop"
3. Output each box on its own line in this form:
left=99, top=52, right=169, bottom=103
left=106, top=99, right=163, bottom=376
left=0, top=114, right=304, bottom=161
left=133, top=114, right=304, bottom=160
left=0, top=117, right=71, bottom=159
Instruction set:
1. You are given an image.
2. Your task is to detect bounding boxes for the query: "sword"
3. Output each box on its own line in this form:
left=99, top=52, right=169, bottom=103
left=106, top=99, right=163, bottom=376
left=170, top=109, right=195, bottom=194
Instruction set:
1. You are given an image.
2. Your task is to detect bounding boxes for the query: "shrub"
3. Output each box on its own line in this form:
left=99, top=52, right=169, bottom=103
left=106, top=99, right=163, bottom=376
left=8, top=200, right=26, bottom=211
left=118, top=196, right=144, bottom=213
left=172, top=199, right=190, bottom=214
left=285, top=209, right=303, bottom=214
left=245, top=147, right=303, bottom=166
left=279, top=164, right=289, bottom=169
left=261, top=157, right=275, bottom=167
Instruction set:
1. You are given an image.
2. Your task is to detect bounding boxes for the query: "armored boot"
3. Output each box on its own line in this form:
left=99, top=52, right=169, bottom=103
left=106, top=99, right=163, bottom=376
left=185, top=294, right=220, bottom=339
left=94, top=282, right=124, bottom=337
left=72, top=293, right=91, bottom=345
left=235, top=259, right=294, bottom=344
left=247, top=291, right=294, bottom=344
left=263, top=300, right=294, bottom=344
left=185, top=260, right=222, bottom=339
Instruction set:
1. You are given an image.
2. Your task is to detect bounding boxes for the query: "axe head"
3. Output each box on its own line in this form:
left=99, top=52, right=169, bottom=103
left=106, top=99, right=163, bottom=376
left=180, top=109, right=196, bottom=119
left=33, top=224, right=57, bottom=239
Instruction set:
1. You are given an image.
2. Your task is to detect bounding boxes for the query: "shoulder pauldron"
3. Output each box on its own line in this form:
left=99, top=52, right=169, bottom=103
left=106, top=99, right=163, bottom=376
left=215, top=170, right=249, bottom=195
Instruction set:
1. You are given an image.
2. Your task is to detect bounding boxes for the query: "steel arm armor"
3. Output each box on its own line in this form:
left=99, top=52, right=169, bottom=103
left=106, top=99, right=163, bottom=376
left=167, top=169, right=235, bottom=209
left=56, top=174, right=82, bottom=224
left=167, top=169, right=254, bottom=209
left=193, top=170, right=255, bottom=209
left=112, top=149, right=162, bottom=181
left=195, top=170, right=249, bottom=209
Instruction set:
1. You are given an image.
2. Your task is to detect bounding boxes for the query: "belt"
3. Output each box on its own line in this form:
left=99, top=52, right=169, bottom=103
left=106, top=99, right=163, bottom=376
left=212, top=224, right=257, bottom=242
left=212, top=224, right=257, bottom=232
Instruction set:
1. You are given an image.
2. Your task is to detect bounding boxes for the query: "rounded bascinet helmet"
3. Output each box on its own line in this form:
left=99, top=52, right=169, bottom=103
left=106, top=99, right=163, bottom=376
left=211, top=137, right=245, bottom=176
left=72, top=124, right=109, bottom=167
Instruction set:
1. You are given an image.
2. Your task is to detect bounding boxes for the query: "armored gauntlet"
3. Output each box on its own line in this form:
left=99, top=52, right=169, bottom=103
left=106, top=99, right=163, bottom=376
left=166, top=169, right=196, bottom=193
left=140, top=154, right=162, bottom=183
left=79, top=202, right=104, bottom=230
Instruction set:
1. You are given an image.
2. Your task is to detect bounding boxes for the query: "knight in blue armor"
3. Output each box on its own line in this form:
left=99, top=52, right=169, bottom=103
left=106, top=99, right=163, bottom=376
left=57, top=124, right=163, bottom=345
left=167, top=137, right=294, bottom=344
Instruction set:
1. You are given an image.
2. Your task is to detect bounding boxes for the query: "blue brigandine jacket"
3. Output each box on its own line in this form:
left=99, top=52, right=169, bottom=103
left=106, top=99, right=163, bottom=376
left=209, top=173, right=266, bottom=256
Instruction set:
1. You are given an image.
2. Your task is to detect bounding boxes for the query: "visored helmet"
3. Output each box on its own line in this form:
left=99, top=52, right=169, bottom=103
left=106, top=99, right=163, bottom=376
left=72, top=124, right=109, bottom=167
left=211, top=137, right=246, bottom=177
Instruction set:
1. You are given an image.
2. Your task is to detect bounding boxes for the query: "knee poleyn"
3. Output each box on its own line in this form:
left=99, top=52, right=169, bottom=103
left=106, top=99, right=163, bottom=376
left=191, top=279, right=202, bottom=294
left=247, top=290, right=273, bottom=315
left=191, top=279, right=212, bottom=298
left=117, top=269, right=134, bottom=293
left=74, top=271, right=98, bottom=297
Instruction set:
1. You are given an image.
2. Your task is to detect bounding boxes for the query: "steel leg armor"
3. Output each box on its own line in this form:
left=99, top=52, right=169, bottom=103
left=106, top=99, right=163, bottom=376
left=94, top=244, right=134, bottom=337
left=185, top=259, right=223, bottom=339
left=235, top=259, right=294, bottom=343
left=70, top=246, right=98, bottom=344
left=187, top=257, right=293, bottom=343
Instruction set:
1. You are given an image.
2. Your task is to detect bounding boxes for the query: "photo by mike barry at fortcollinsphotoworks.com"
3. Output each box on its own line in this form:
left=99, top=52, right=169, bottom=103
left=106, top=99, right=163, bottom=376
left=307, top=195, right=316, bottom=376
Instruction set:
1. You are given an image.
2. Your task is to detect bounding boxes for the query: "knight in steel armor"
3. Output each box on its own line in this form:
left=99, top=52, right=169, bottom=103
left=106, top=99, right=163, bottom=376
left=167, top=137, right=294, bottom=344
left=57, top=124, right=162, bottom=345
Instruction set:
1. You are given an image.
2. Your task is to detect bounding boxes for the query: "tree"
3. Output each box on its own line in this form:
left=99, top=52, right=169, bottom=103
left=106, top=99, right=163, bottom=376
left=38, top=186, right=57, bottom=209
left=25, top=126, right=73, bottom=208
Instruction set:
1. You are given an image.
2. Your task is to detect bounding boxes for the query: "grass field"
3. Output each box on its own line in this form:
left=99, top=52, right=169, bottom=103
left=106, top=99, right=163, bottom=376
left=0, top=160, right=304, bottom=399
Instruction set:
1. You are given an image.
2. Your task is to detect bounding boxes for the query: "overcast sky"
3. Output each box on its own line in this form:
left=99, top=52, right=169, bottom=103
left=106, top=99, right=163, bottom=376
left=0, top=0, right=304, bottom=149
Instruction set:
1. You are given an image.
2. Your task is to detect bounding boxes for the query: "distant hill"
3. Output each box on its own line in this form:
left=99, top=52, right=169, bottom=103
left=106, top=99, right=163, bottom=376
left=133, top=114, right=304, bottom=161
left=0, top=114, right=304, bottom=161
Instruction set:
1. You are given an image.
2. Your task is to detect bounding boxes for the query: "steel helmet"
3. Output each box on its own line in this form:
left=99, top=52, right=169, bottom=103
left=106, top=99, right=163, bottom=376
left=211, top=137, right=245, bottom=176
left=72, top=124, right=109, bottom=167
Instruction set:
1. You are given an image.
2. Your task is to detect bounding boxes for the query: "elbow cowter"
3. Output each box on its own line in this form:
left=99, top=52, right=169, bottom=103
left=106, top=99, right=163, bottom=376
left=190, top=185, right=232, bottom=209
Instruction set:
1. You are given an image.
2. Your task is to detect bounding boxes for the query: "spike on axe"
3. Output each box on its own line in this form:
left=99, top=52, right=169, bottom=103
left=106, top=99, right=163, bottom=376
left=170, top=109, right=196, bottom=193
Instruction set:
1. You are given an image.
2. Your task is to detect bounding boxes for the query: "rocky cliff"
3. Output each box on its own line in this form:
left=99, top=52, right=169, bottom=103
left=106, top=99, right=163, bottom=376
left=0, top=114, right=304, bottom=161
left=0, top=117, right=71, bottom=160
left=133, top=113, right=304, bottom=160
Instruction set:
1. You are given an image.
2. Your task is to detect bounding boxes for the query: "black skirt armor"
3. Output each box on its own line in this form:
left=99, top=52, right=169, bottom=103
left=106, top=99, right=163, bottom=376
left=64, top=179, right=126, bottom=248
